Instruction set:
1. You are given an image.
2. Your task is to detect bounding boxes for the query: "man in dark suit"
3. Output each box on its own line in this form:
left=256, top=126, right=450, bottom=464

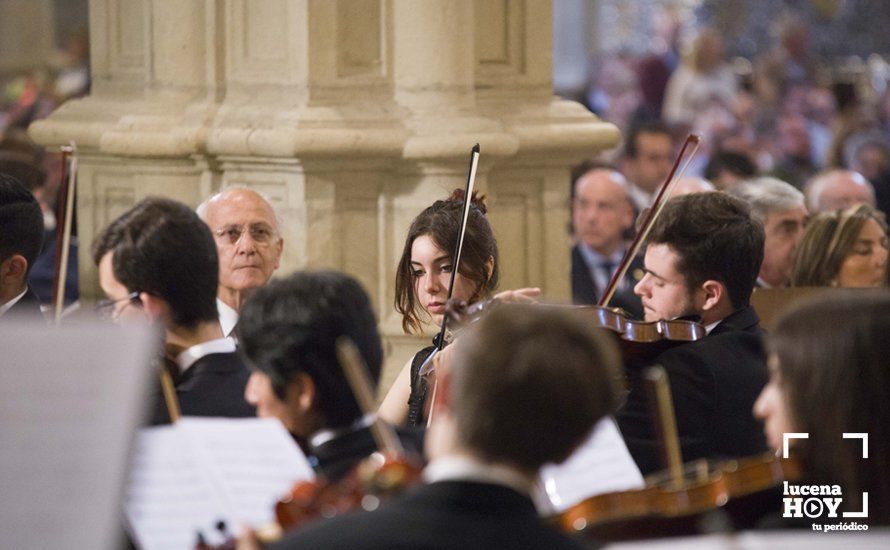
left=571, top=166, right=644, bottom=318
left=617, top=192, right=769, bottom=475
left=236, top=271, right=423, bottom=479
left=0, top=174, right=44, bottom=320
left=259, top=304, right=622, bottom=550
left=91, top=197, right=255, bottom=423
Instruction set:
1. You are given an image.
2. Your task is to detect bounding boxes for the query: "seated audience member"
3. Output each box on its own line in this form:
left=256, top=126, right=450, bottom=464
left=754, top=291, right=890, bottom=523
left=618, top=192, right=768, bottom=475
left=261, top=304, right=621, bottom=549
left=91, top=197, right=255, bottom=423
left=197, top=187, right=284, bottom=338
left=670, top=176, right=715, bottom=196
left=571, top=166, right=643, bottom=318
left=804, top=169, right=876, bottom=213
left=704, top=150, right=758, bottom=190
left=621, top=120, right=676, bottom=210
left=843, top=130, right=890, bottom=184
left=0, top=174, right=44, bottom=319
left=729, top=177, right=807, bottom=288
left=790, top=204, right=888, bottom=288
left=236, top=271, right=422, bottom=480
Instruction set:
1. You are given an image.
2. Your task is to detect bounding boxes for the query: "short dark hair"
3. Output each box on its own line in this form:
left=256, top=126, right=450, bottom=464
left=704, top=150, right=758, bottom=182
left=770, top=291, right=890, bottom=522
left=237, top=271, right=383, bottom=430
left=0, top=173, right=44, bottom=274
left=452, top=304, right=622, bottom=471
left=395, top=189, right=499, bottom=334
left=624, top=119, right=673, bottom=159
left=647, top=192, right=764, bottom=310
left=91, top=197, right=219, bottom=328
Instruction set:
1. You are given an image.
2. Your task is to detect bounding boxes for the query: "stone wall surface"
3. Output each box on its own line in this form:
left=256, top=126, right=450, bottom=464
left=30, top=0, right=620, bottom=392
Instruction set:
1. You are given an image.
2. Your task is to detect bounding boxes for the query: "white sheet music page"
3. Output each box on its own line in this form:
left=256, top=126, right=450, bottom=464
left=538, top=417, right=644, bottom=512
left=0, top=322, right=155, bottom=550
left=124, top=417, right=314, bottom=549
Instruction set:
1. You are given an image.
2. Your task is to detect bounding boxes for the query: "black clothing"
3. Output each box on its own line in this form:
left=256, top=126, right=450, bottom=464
left=616, top=305, right=769, bottom=475
left=571, top=244, right=644, bottom=320
left=309, top=423, right=425, bottom=482
left=268, top=480, right=588, bottom=550
left=149, top=352, right=254, bottom=425
left=0, top=286, right=43, bottom=320
left=407, top=343, right=437, bottom=427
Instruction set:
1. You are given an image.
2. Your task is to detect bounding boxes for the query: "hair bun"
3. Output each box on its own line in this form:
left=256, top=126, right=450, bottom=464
left=447, top=188, right=488, bottom=215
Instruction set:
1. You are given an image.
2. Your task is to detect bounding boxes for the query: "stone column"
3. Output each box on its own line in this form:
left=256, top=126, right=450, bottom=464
left=30, top=0, right=620, bottom=391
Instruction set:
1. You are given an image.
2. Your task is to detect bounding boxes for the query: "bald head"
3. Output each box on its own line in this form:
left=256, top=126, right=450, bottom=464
left=671, top=176, right=715, bottom=197
left=805, top=169, right=876, bottom=213
left=199, top=187, right=283, bottom=310
left=572, top=169, right=634, bottom=255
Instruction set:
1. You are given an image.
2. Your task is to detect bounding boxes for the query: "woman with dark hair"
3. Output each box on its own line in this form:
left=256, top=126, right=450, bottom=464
left=378, top=189, right=539, bottom=426
left=790, top=203, right=888, bottom=288
left=754, top=291, right=890, bottom=524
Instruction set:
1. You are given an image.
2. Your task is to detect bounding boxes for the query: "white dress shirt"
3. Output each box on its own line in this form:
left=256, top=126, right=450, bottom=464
left=216, top=298, right=239, bottom=339
left=174, top=337, right=237, bottom=374
left=0, top=289, right=28, bottom=318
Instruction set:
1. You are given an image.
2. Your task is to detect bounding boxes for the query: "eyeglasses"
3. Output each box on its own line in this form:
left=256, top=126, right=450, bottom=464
left=213, top=224, right=277, bottom=246
left=95, top=291, right=141, bottom=320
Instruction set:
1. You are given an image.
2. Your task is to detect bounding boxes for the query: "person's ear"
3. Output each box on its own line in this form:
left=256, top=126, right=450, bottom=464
left=698, top=280, right=724, bottom=312
left=0, top=255, right=28, bottom=285
left=288, top=372, right=316, bottom=416
left=273, top=236, right=283, bottom=270
left=485, top=256, right=494, bottom=282
left=139, top=292, right=169, bottom=321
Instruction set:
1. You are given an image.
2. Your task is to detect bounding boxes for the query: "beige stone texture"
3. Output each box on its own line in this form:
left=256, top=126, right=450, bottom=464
left=29, top=0, right=620, bottom=396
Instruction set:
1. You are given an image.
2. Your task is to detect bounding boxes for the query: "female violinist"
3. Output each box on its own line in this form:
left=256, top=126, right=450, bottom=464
left=378, top=189, right=539, bottom=426
left=753, top=290, right=890, bottom=523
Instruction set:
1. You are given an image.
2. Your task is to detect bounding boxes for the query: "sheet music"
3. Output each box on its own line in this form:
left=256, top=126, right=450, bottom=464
left=124, top=417, right=314, bottom=550
left=0, top=322, right=155, bottom=550
left=538, top=417, right=644, bottom=513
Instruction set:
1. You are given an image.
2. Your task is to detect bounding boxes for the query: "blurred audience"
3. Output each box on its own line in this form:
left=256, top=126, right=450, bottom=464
left=804, top=169, right=876, bottom=212
left=790, top=204, right=888, bottom=288
left=620, top=120, right=676, bottom=210
left=729, top=177, right=808, bottom=288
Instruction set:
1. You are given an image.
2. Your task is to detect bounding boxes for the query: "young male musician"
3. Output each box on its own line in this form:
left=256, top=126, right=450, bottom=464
left=259, top=304, right=622, bottom=549
left=236, top=271, right=422, bottom=480
left=617, top=192, right=769, bottom=475
left=91, top=197, right=255, bottom=423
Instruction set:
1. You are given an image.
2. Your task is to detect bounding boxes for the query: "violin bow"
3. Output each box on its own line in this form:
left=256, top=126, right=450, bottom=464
left=417, top=143, right=480, bottom=380
left=644, top=365, right=684, bottom=487
left=336, top=337, right=404, bottom=456
left=52, top=141, right=78, bottom=324
left=598, top=135, right=702, bottom=308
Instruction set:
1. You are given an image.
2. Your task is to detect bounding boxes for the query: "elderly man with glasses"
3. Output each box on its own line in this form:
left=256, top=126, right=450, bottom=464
left=197, top=187, right=284, bottom=338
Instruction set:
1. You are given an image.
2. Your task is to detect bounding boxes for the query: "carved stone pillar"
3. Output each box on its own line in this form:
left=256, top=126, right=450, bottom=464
left=30, top=0, right=619, bottom=391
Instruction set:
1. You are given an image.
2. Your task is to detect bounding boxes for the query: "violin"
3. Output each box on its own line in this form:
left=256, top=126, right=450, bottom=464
left=275, top=451, right=421, bottom=530
left=270, top=339, right=423, bottom=534
left=445, top=298, right=706, bottom=367
left=196, top=339, right=423, bottom=549
left=554, top=366, right=801, bottom=541
left=557, top=454, right=802, bottom=540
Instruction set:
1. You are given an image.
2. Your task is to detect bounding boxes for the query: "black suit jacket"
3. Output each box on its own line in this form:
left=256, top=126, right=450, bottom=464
left=268, top=480, right=587, bottom=550
left=0, top=287, right=44, bottom=321
left=616, top=305, right=769, bottom=475
left=571, top=244, right=644, bottom=320
left=150, top=352, right=255, bottom=424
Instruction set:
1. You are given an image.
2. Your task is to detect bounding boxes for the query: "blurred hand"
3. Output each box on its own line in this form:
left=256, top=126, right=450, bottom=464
left=493, top=287, right=541, bottom=304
